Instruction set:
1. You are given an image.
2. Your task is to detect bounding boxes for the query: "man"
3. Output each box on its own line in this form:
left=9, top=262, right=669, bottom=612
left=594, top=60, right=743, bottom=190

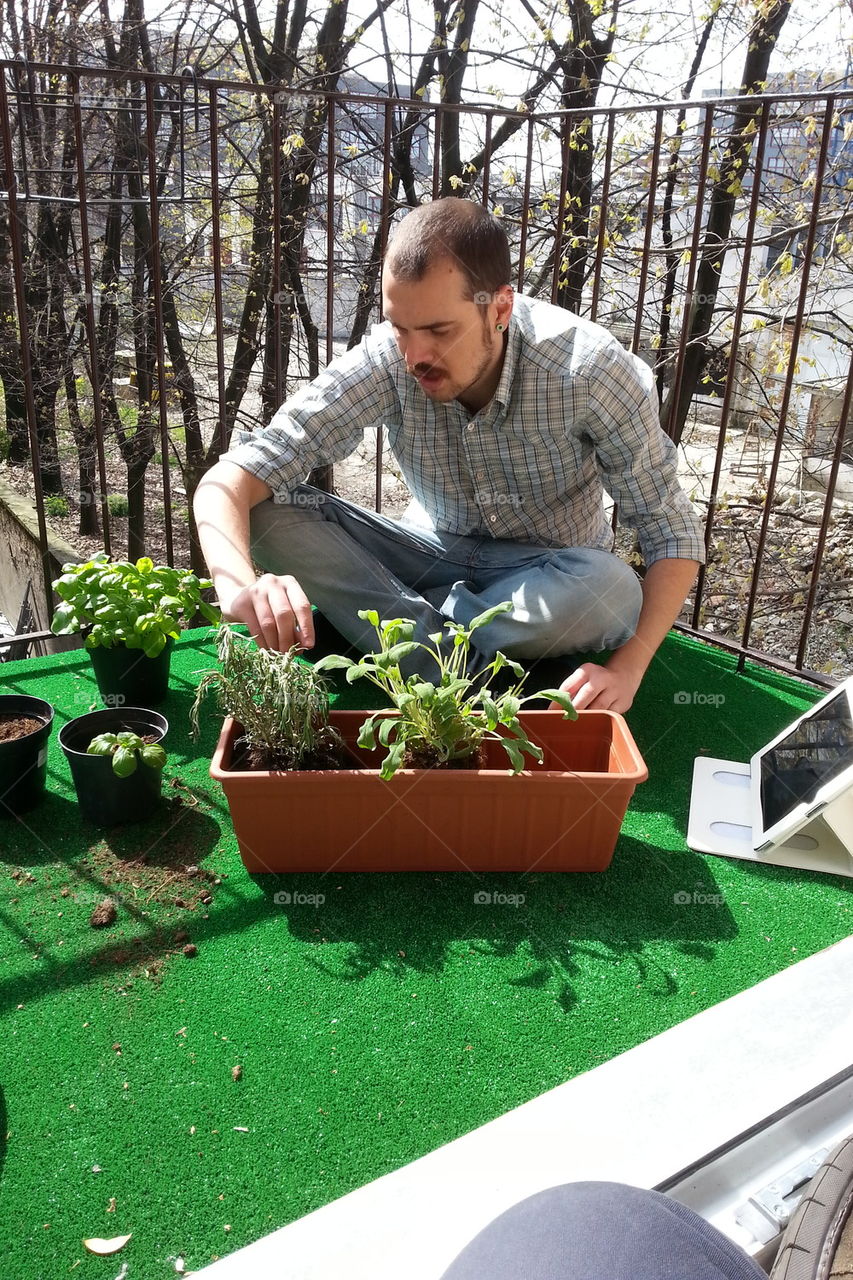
left=194, top=198, right=703, bottom=712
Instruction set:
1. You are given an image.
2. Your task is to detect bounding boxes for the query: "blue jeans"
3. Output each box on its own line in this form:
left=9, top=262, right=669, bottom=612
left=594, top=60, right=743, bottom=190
left=250, top=485, right=642, bottom=672
left=439, top=1183, right=768, bottom=1280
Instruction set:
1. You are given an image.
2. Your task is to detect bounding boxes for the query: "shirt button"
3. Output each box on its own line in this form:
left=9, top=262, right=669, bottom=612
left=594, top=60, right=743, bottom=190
left=468, top=421, right=477, bottom=431
left=489, top=513, right=497, bottom=524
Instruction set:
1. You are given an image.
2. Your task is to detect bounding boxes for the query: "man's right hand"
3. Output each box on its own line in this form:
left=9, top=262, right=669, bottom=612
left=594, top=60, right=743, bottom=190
left=222, top=573, right=316, bottom=653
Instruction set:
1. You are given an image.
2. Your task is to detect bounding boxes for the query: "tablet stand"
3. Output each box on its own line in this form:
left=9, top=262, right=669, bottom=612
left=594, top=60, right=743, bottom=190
left=687, top=756, right=853, bottom=878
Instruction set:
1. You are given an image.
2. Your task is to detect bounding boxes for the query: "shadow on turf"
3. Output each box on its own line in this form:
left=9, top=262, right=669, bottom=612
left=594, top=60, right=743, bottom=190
left=0, top=835, right=739, bottom=1017
left=249, top=837, right=739, bottom=1013
left=1, top=785, right=222, bottom=869
left=5, top=841, right=842, bottom=1022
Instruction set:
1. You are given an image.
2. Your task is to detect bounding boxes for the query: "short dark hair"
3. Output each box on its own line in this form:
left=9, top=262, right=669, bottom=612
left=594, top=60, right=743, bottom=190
left=385, top=198, right=511, bottom=302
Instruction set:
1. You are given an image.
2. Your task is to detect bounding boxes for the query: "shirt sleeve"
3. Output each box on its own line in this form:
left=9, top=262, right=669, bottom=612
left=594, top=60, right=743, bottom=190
left=222, top=329, right=399, bottom=499
left=580, top=340, right=706, bottom=567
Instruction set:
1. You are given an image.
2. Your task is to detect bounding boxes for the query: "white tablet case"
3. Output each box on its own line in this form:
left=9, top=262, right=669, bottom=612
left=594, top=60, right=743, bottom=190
left=687, top=755, right=853, bottom=878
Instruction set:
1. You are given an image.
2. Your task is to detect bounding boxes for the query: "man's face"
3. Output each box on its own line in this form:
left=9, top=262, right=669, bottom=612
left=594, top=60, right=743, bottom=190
left=381, top=258, right=511, bottom=411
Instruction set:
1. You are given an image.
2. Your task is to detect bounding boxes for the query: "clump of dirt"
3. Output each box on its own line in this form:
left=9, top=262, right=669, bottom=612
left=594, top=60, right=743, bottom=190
left=71, top=831, right=224, bottom=980
left=0, top=714, right=43, bottom=742
left=90, top=897, right=118, bottom=928
left=78, top=830, right=221, bottom=912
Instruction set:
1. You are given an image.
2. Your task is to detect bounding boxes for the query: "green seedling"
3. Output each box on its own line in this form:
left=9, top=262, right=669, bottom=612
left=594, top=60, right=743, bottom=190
left=315, top=602, right=576, bottom=780
left=87, top=731, right=167, bottom=778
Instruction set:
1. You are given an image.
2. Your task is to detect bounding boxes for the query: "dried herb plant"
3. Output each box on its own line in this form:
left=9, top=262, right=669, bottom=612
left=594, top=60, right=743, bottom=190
left=190, top=625, right=345, bottom=771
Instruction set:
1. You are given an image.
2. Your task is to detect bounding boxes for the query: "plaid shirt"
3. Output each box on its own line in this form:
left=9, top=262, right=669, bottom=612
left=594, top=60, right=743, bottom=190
left=225, top=294, right=705, bottom=567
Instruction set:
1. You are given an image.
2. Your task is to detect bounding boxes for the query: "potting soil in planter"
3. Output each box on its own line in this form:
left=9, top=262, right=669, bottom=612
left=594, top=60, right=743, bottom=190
left=0, top=696, right=55, bottom=817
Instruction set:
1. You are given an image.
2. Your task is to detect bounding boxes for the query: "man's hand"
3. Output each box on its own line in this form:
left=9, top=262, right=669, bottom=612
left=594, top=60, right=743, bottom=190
left=550, top=661, right=643, bottom=714
left=223, top=573, right=315, bottom=653
left=547, top=558, right=700, bottom=714
left=195, top=461, right=316, bottom=653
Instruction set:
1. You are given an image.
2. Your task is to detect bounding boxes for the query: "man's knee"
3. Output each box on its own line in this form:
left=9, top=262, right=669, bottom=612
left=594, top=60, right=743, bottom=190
left=521, top=550, right=642, bottom=656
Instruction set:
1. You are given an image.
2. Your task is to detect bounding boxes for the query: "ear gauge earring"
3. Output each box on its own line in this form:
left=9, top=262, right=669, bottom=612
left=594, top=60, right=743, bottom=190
left=495, top=323, right=505, bottom=332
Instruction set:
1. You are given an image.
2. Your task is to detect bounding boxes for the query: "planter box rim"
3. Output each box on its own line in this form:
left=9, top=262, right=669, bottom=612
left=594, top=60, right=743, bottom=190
left=211, top=708, right=648, bottom=785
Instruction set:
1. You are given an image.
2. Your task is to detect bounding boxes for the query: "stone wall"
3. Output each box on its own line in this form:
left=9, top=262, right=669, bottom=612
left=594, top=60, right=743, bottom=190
left=0, top=479, right=83, bottom=656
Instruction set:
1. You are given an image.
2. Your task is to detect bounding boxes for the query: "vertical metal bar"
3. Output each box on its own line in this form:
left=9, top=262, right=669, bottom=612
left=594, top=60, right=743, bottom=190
left=0, top=69, right=55, bottom=623
left=374, top=99, right=394, bottom=512
left=377, top=98, right=393, bottom=292
left=664, top=103, right=716, bottom=442
left=589, top=111, right=615, bottom=323
left=516, top=116, right=534, bottom=291
left=12, top=58, right=32, bottom=197
left=69, top=69, right=112, bottom=555
left=481, top=111, right=492, bottom=205
left=143, top=75, right=174, bottom=565
left=270, top=87, right=283, bottom=408
left=325, top=95, right=336, bottom=369
left=178, top=68, right=187, bottom=204
left=550, top=113, right=572, bottom=304
left=795, top=346, right=853, bottom=668
left=432, top=105, right=441, bottom=199
left=738, top=98, right=837, bottom=658
left=691, top=99, right=772, bottom=629
left=208, top=84, right=227, bottom=455
left=631, top=107, right=664, bottom=354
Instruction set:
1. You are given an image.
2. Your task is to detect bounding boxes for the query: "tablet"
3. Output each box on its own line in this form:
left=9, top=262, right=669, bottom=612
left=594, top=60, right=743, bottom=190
left=750, top=675, right=853, bottom=852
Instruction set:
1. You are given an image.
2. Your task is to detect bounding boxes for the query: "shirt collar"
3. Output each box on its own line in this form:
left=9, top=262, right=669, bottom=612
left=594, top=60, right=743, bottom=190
left=492, top=309, right=521, bottom=408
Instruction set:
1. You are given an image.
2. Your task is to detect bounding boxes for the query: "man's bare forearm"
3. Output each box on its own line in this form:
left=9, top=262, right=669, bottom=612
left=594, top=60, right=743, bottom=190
left=607, top=557, right=700, bottom=684
left=558, top=556, right=699, bottom=712
left=193, top=460, right=272, bottom=614
left=193, top=461, right=315, bottom=651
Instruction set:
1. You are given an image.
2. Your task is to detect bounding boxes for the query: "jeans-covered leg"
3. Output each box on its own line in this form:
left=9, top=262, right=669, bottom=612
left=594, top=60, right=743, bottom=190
left=446, top=546, right=644, bottom=660
left=438, top=1182, right=768, bottom=1280
left=248, top=486, right=482, bottom=666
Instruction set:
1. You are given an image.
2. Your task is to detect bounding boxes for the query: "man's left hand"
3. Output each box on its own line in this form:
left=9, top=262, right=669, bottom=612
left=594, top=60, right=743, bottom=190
left=549, top=661, right=642, bottom=714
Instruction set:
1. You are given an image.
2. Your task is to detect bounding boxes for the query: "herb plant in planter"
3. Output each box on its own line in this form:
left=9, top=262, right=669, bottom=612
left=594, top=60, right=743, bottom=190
left=190, top=624, right=348, bottom=771
left=315, top=603, right=576, bottom=778
left=87, top=730, right=167, bottom=777
left=50, top=553, right=220, bottom=706
left=59, top=706, right=168, bottom=826
left=207, top=606, right=648, bottom=875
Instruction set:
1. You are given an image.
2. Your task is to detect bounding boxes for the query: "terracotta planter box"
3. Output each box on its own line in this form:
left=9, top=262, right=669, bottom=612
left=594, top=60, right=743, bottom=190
left=210, top=709, right=647, bottom=874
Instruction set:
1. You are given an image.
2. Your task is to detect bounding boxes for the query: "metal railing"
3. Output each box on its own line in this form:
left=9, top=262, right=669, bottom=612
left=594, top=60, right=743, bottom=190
left=1, top=60, right=852, bottom=682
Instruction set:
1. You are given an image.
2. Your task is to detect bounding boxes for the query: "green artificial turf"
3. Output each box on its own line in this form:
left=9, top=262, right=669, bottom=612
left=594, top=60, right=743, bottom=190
left=0, top=627, right=851, bottom=1279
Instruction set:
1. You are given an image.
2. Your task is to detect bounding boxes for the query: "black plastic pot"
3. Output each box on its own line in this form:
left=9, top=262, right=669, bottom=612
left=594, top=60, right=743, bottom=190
left=0, top=695, right=55, bottom=818
left=59, top=706, right=168, bottom=826
left=87, top=637, right=174, bottom=708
